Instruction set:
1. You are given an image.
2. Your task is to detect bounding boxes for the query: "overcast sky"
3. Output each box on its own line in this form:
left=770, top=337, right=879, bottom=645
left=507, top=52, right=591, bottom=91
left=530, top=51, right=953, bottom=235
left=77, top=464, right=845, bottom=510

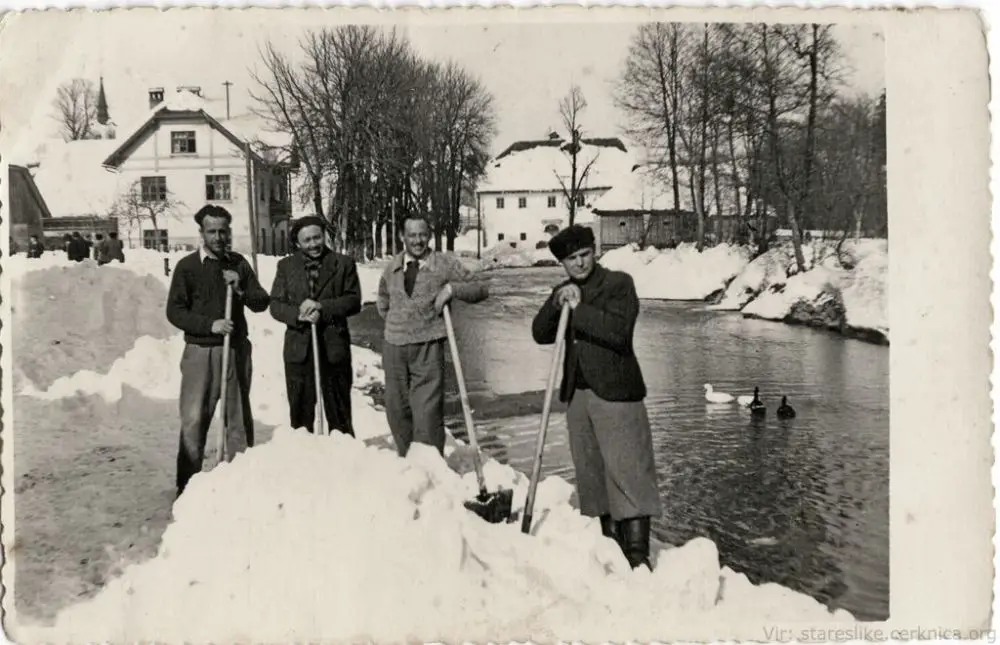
left=0, top=9, right=885, bottom=159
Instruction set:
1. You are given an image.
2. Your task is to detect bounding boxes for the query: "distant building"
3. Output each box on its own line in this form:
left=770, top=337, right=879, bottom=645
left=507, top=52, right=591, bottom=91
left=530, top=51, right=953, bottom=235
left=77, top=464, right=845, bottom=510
left=475, top=132, right=633, bottom=249
left=100, top=86, right=296, bottom=254
left=17, top=83, right=297, bottom=255
left=8, top=165, right=50, bottom=249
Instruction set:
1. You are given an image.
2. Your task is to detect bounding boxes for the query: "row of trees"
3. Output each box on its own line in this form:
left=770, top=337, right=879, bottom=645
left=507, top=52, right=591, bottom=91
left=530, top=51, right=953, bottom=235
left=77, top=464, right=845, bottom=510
left=250, top=26, right=497, bottom=259
left=616, top=22, right=886, bottom=270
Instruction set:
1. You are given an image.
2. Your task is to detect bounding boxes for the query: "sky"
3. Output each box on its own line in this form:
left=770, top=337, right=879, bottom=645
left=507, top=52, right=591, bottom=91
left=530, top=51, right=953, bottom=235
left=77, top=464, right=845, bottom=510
left=0, top=9, right=885, bottom=161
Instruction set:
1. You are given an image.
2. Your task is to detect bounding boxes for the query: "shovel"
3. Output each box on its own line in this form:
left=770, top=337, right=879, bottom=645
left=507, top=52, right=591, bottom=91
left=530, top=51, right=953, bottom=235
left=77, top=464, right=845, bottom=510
left=443, top=303, right=514, bottom=524
left=216, top=284, right=234, bottom=465
left=521, top=302, right=571, bottom=535
left=311, top=321, right=326, bottom=436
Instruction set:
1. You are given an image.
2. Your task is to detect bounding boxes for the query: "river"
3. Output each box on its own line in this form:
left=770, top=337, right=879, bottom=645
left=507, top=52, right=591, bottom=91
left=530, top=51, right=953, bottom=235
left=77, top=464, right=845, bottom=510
left=436, top=266, right=889, bottom=622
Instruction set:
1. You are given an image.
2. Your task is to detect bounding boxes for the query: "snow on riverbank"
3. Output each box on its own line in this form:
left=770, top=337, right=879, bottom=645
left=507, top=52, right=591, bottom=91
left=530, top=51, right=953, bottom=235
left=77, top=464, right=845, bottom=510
left=601, top=242, right=753, bottom=300
left=597, top=240, right=888, bottom=343
left=10, top=246, right=859, bottom=640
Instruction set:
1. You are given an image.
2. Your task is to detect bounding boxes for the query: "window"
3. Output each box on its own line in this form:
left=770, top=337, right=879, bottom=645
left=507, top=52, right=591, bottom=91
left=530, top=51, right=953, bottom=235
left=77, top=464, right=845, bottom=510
left=142, top=229, right=168, bottom=250
left=496, top=197, right=505, bottom=209
left=575, top=194, right=585, bottom=207
left=498, top=233, right=505, bottom=241
left=206, top=175, right=232, bottom=201
left=547, top=196, right=556, bottom=208
left=519, top=232, right=527, bottom=241
left=171, top=131, right=196, bottom=154
left=518, top=197, right=527, bottom=209
left=140, top=176, right=167, bottom=202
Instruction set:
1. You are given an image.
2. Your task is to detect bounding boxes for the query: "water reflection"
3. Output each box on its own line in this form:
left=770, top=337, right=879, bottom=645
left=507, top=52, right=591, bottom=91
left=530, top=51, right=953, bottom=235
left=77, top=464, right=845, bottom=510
left=445, top=268, right=888, bottom=621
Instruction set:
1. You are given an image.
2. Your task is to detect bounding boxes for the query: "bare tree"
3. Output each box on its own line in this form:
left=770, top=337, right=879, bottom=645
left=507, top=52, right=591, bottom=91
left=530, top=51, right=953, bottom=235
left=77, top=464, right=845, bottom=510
left=53, top=78, right=99, bottom=141
left=556, top=85, right=599, bottom=227
left=109, top=180, right=185, bottom=248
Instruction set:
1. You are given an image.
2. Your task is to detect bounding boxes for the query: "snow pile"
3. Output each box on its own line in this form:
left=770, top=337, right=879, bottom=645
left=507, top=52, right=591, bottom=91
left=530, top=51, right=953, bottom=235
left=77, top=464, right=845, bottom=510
left=479, top=242, right=555, bottom=270
left=38, top=428, right=854, bottom=643
left=738, top=240, right=888, bottom=342
left=600, top=243, right=752, bottom=300
left=712, top=245, right=803, bottom=311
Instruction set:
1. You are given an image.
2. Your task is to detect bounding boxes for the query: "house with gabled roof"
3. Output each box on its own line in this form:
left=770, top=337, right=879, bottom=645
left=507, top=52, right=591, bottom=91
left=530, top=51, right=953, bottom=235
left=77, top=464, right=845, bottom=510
left=475, top=132, right=635, bottom=249
left=99, top=86, right=297, bottom=254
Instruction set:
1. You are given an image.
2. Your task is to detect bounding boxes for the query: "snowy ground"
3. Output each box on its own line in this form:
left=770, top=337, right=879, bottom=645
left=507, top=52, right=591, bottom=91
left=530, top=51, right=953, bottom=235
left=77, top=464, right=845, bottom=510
left=602, top=240, right=889, bottom=343
left=9, top=248, right=856, bottom=642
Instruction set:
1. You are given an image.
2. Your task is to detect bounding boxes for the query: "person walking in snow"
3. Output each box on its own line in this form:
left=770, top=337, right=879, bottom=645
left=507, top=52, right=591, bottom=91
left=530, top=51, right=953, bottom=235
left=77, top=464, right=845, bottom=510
left=269, top=216, right=362, bottom=436
left=68, top=232, right=88, bottom=262
left=531, top=224, right=662, bottom=571
left=166, top=205, right=271, bottom=498
left=105, top=231, right=125, bottom=263
left=93, top=233, right=110, bottom=265
left=376, top=213, right=489, bottom=457
left=26, top=235, right=44, bottom=258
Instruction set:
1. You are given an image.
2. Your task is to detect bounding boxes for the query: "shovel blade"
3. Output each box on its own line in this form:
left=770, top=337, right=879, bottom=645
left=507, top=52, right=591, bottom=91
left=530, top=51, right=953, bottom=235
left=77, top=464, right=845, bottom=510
left=464, top=488, right=514, bottom=524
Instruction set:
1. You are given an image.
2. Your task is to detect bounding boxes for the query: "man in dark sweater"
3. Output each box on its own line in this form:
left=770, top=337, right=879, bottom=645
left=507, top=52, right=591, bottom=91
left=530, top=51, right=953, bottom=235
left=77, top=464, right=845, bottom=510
left=531, top=225, right=662, bottom=571
left=376, top=213, right=489, bottom=457
left=269, top=216, right=362, bottom=435
left=166, top=205, right=270, bottom=497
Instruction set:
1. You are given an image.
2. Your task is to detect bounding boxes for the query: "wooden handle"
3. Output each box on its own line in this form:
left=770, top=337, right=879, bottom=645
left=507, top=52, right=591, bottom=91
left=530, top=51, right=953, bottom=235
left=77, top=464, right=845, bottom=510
left=521, top=303, right=571, bottom=534
left=217, top=285, right=234, bottom=464
left=311, top=322, right=325, bottom=436
left=443, top=304, right=487, bottom=494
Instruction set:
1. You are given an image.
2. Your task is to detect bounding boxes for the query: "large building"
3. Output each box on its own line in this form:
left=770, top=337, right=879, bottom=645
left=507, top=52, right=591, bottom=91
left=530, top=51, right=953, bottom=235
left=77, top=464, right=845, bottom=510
left=475, top=133, right=635, bottom=249
left=19, top=84, right=297, bottom=255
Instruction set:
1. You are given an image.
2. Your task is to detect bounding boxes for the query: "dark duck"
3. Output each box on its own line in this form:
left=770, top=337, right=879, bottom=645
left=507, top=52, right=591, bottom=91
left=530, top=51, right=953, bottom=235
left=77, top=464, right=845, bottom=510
left=777, top=396, right=796, bottom=419
left=749, top=387, right=766, bottom=418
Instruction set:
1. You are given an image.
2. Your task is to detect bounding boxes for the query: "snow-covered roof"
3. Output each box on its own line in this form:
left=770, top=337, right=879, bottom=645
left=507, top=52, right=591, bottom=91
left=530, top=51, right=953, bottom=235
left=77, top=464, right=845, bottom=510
left=478, top=138, right=635, bottom=194
left=29, top=139, right=126, bottom=218
left=590, top=166, right=675, bottom=213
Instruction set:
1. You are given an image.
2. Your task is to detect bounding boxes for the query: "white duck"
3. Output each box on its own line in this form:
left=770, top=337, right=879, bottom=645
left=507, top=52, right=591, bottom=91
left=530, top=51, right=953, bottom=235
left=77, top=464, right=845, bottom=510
left=703, top=383, right=735, bottom=404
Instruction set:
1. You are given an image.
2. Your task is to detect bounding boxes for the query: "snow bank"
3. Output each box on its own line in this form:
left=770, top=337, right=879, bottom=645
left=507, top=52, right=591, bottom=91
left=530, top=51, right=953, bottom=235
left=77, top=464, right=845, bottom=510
left=37, top=427, right=853, bottom=643
left=600, top=242, right=752, bottom=300
left=479, top=242, right=555, bottom=270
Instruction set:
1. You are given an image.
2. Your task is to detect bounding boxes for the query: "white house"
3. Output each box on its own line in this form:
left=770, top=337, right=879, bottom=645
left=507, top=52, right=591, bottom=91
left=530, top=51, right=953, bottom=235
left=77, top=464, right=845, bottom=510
left=475, top=133, right=635, bottom=249
left=98, top=86, right=296, bottom=254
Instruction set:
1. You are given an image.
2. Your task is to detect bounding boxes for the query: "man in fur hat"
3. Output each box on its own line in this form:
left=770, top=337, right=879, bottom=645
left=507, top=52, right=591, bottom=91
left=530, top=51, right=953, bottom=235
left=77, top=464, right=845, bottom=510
left=531, top=224, right=662, bottom=570
left=269, top=216, right=362, bottom=436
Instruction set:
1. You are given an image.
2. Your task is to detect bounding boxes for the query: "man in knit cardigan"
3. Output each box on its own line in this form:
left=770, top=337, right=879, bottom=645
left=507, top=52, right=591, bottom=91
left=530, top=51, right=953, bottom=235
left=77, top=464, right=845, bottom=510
left=166, top=205, right=270, bottom=497
left=376, top=214, right=489, bottom=457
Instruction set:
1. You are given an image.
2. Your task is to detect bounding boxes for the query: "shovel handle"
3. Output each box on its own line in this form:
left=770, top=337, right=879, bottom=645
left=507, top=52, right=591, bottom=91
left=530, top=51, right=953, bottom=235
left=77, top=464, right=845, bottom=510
left=522, top=302, right=571, bottom=535
left=443, top=303, right=487, bottom=494
left=311, top=321, right=325, bottom=436
left=217, top=284, right=234, bottom=464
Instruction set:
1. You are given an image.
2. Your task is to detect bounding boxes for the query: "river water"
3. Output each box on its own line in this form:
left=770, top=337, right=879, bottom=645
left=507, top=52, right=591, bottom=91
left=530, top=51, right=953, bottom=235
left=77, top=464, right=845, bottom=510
left=443, top=267, right=889, bottom=621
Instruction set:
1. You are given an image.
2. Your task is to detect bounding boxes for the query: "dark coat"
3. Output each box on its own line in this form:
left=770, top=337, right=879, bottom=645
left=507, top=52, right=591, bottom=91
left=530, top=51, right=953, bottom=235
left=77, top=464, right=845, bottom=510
left=269, top=250, right=362, bottom=366
left=532, top=264, right=646, bottom=403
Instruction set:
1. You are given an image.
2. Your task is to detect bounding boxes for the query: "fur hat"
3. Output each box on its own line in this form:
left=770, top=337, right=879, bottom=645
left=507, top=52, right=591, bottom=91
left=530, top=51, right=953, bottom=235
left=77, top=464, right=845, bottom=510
left=548, top=225, right=595, bottom=261
left=289, top=216, right=328, bottom=246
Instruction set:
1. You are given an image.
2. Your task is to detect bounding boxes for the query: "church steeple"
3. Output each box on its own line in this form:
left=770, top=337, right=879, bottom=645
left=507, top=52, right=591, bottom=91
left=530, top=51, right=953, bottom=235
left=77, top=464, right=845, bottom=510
left=96, top=76, right=110, bottom=126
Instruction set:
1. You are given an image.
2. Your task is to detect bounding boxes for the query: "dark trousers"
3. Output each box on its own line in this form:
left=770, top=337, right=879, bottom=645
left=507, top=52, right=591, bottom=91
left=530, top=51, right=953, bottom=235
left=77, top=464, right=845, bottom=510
left=176, top=340, right=255, bottom=495
left=285, top=342, right=354, bottom=436
left=382, top=338, right=446, bottom=457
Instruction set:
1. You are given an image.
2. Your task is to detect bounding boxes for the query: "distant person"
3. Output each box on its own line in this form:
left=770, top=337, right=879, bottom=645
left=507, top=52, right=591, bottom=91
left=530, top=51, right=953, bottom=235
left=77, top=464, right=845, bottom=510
left=376, top=213, right=489, bottom=457
left=27, top=235, right=44, bottom=259
left=93, top=233, right=110, bottom=265
left=83, top=233, right=94, bottom=259
left=68, top=232, right=88, bottom=262
left=269, top=216, right=362, bottom=436
left=165, top=204, right=270, bottom=498
left=62, top=234, right=73, bottom=257
left=106, top=231, right=125, bottom=263
left=531, top=224, right=661, bottom=571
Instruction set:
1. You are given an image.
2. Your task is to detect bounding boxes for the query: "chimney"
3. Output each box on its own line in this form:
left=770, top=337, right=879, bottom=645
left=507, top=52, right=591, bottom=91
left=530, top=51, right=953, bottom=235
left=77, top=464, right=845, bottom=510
left=148, top=87, right=164, bottom=109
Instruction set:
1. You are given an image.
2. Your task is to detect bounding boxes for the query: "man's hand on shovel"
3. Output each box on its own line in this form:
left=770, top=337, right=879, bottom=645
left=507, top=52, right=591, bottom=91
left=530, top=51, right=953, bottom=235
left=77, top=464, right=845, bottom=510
left=434, top=283, right=454, bottom=314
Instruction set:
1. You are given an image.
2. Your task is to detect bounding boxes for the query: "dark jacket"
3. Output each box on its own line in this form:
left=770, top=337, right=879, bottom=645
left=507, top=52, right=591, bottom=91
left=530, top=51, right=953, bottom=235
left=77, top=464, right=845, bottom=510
left=166, top=251, right=270, bottom=346
left=532, top=264, right=646, bottom=403
left=269, top=250, right=362, bottom=366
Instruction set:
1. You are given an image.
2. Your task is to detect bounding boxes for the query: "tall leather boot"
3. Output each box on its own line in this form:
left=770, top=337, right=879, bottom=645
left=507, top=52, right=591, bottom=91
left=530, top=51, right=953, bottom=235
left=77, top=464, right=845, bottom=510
left=599, top=513, right=618, bottom=540
left=618, top=516, right=652, bottom=570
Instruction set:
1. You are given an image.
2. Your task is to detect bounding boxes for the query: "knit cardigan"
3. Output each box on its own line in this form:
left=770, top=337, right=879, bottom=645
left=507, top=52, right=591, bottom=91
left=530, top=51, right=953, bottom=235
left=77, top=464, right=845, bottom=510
left=376, top=251, right=489, bottom=346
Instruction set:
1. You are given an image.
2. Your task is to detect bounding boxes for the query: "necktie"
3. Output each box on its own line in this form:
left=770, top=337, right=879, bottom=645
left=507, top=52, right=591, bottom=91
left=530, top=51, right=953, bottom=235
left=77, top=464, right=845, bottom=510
left=404, top=260, right=419, bottom=297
